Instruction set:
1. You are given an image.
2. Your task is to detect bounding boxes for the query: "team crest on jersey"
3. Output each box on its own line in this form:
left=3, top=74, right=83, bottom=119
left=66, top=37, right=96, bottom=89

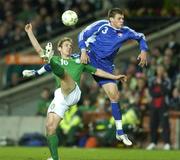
left=118, top=32, right=123, bottom=37
left=50, top=103, right=55, bottom=110
left=71, top=53, right=80, bottom=58
left=102, top=27, right=108, bottom=34
left=75, top=58, right=80, bottom=64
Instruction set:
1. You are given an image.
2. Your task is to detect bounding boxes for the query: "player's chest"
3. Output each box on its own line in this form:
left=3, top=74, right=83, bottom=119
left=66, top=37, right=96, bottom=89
left=59, top=59, right=83, bottom=72
left=98, top=27, right=128, bottom=42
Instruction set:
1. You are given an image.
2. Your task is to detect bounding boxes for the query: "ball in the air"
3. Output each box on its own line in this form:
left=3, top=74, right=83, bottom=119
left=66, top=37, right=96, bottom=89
left=61, top=10, right=78, bottom=26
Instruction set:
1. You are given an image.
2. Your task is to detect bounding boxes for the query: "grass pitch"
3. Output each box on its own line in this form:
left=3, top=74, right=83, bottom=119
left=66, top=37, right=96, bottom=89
left=0, top=147, right=180, bottom=160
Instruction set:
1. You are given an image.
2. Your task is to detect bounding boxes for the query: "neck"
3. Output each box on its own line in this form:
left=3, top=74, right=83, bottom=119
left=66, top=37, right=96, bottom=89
left=61, top=54, right=70, bottom=59
left=110, top=22, right=121, bottom=30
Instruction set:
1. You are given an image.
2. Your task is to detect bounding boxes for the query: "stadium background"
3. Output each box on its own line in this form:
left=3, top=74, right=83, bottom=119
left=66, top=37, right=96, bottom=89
left=0, top=0, right=179, bottom=160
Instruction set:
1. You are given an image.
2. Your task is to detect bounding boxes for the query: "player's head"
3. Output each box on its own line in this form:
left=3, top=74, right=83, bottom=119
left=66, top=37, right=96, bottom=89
left=57, top=37, right=73, bottom=57
left=156, top=64, right=166, bottom=77
left=108, top=8, right=124, bottom=29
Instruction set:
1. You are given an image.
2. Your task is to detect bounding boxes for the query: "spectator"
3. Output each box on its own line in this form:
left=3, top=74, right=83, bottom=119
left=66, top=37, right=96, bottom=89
left=36, top=87, right=52, bottom=116
left=5, top=65, right=23, bottom=89
left=170, top=87, right=180, bottom=111
left=134, top=73, right=151, bottom=125
left=162, top=55, right=176, bottom=79
left=79, top=96, right=96, bottom=112
left=146, top=64, right=171, bottom=150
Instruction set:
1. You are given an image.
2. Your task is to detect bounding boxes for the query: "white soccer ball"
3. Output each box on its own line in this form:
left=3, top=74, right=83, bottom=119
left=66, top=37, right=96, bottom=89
left=61, top=10, right=78, bottom=26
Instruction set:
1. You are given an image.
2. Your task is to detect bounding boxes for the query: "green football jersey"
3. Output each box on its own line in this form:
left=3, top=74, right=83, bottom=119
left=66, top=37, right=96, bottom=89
left=52, top=55, right=97, bottom=87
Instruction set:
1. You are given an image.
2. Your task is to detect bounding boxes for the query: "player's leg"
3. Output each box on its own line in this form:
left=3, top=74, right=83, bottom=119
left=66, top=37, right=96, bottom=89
left=46, top=82, right=81, bottom=160
left=160, top=107, right=171, bottom=150
left=146, top=107, right=159, bottom=150
left=102, top=82, right=132, bottom=146
left=46, top=112, right=62, bottom=160
left=50, top=56, right=76, bottom=96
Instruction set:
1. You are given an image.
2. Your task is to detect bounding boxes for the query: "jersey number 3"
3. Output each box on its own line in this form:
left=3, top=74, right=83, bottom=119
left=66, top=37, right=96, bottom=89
left=102, top=27, right=108, bottom=34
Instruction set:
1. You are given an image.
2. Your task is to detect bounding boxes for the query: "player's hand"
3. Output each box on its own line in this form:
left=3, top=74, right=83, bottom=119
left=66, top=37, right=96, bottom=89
left=80, top=51, right=90, bottom=64
left=25, top=23, right=32, bottom=32
left=22, top=70, right=36, bottom=77
left=116, top=75, right=127, bottom=83
left=41, top=42, right=54, bottom=62
left=137, top=51, right=148, bottom=67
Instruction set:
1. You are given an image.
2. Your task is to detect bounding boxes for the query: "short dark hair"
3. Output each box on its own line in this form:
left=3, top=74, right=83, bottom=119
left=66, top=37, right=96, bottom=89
left=108, top=8, right=124, bottom=19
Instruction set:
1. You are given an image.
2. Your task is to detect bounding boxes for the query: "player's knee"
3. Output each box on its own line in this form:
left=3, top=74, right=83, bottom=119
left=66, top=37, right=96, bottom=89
left=46, top=122, right=57, bottom=135
left=108, top=91, right=120, bottom=102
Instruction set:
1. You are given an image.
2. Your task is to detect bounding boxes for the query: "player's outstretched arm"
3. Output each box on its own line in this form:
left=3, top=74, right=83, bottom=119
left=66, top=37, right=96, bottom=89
left=137, top=50, right=148, bottom=67
left=94, top=69, right=127, bottom=83
left=126, top=27, right=148, bottom=67
left=80, top=49, right=90, bottom=64
left=25, top=23, right=43, bottom=56
left=22, top=64, right=52, bottom=78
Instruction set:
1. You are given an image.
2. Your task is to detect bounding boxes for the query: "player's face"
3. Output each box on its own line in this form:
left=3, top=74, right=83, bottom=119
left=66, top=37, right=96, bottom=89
left=59, top=41, right=73, bottom=57
left=110, top=14, right=124, bottom=29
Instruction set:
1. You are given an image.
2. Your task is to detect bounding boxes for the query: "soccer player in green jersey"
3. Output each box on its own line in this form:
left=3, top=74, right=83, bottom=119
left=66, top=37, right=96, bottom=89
left=23, top=23, right=127, bottom=160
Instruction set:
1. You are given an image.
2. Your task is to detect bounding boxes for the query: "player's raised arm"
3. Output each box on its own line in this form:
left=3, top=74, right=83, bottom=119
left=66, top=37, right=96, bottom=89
left=137, top=50, right=148, bottom=67
left=126, top=26, right=148, bottom=67
left=25, top=23, right=43, bottom=56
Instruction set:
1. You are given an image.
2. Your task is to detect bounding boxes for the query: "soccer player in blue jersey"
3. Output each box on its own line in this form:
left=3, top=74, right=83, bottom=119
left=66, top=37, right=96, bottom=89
left=78, top=8, right=148, bottom=145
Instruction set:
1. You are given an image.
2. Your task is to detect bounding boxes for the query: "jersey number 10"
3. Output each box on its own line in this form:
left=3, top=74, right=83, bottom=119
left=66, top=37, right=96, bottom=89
left=60, top=59, right=68, bottom=65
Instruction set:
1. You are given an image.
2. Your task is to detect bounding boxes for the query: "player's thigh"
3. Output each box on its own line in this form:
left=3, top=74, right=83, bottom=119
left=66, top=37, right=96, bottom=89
left=48, top=95, right=69, bottom=119
left=65, top=84, right=81, bottom=106
left=102, top=83, right=120, bottom=101
left=46, top=112, right=62, bottom=129
left=47, top=85, right=81, bottom=118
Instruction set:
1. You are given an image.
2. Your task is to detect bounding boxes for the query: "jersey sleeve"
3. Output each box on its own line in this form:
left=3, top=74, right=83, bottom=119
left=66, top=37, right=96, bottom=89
left=78, top=20, right=108, bottom=50
left=126, top=26, right=149, bottom=52
left=36, top=64, right=51, bottom=75
left=83, top=64, right=97, bottom=74
left=36, top=56, right=60, bottom=75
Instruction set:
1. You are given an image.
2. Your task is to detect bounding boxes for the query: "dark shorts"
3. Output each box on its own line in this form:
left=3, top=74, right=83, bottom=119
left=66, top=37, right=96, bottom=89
left=88, top=51, right=116, bottom=86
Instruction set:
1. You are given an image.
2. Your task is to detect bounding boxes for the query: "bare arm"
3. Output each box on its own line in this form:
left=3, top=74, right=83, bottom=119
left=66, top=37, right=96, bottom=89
left=137, top=51, right=148, bottom=67
left=94, top=69, right=127, bottom=83
left=25, top=23, right=43, bottom=55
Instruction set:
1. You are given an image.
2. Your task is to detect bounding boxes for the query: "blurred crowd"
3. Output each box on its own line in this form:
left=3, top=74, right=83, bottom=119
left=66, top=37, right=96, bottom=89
left=0, top=0, right=179, bottom=57
left=125, top=0, right=180, bottom=17
left=0, top=0, right=104, bottom=57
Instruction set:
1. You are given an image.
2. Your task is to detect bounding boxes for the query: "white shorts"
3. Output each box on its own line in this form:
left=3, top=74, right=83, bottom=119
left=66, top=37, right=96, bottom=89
left=47, top=84, right=81, bottom=118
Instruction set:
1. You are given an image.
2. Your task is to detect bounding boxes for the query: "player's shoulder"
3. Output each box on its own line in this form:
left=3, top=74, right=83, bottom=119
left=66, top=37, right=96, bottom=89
left=122, top=26, right=139, bottom=34
left=52, top=55, right=60, bottom=60
left=122, top=26, right=134, bottom=31
left=96, top=19, right=109, bottom=24
left=88, top=19, right=109, bottom=28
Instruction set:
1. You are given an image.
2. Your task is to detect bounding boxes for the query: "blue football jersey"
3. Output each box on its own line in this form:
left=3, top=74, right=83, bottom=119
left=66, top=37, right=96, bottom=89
left=78, top=20, right=148, bottom=59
